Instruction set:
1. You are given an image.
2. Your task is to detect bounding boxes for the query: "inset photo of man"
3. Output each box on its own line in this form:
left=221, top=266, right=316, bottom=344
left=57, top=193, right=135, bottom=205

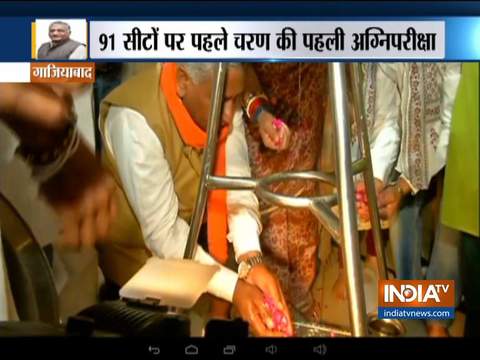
left=34, top=19, right=87, bottom=60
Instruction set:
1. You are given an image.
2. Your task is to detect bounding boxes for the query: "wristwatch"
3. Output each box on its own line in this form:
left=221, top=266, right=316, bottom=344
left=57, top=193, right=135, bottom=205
left=238, top=254, right=263, bottom=279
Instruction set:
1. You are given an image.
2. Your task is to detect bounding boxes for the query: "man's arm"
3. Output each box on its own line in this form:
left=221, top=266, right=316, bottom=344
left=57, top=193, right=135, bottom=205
left=105, top=106, right=239, bottom=301
left=0, top=84, right=74, bottom=148
left=356, top=64, right=402, bottom=220
left=226, top=110, right=262, bottom=261
left=225, top=110, right=293, bottom=334
left=368, top=63, right=402, bottom=184
left=106, top=106, right=291, bottom=336
left=0, top=83, right=116, bottom=248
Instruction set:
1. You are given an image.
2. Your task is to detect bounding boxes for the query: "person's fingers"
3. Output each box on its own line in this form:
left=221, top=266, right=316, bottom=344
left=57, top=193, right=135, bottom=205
left=267, top=129, right=280, bottom=143
left=88, top=170, right=116, bottom=241
left=246, top=268, right=292, bottom=335
left=109, top=190, right=118, bottom=225
left=95, top=200, right=110, bottom=240
left=91, top=178, right=112, bottom=238
left=377, top=190, right=394, bottom=208
left=256, top=299, right=275, bottom=331
left=273, top=282, right=293, bottom=335
left=249, top=306, right=269, bottom=336
left=277, top=134, right=287, bottom=150
left=261, top=132, right=279, bottom=150
left=267, top=280, right=287, bottom=314
left=79, top=196, right=96, bottom=248
left=386, top=203, right=399, bottom=219
left=79, top=213, right=96, bottom=248
left=265, top=119, right=279, bottom=138
left=58, top=208, right=80, bottom=249
left=277, top=123, right=291, bottom=150
left=106, top=180, right=118, bottom=227
left=259, top=114, right=278, bottom=139
left=378, top=206, right=389, bottom=220
left=13, top=85, right=72, bottom=131
left=264, top=286, right=290, bottom=332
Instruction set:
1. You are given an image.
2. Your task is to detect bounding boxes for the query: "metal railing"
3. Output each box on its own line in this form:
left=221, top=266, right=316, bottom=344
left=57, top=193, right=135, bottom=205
left=184, top=62, right=392, bottom=337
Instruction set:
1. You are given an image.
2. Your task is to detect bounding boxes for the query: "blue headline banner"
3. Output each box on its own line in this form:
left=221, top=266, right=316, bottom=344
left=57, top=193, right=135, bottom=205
left=1, top=2, right=480, bottom=61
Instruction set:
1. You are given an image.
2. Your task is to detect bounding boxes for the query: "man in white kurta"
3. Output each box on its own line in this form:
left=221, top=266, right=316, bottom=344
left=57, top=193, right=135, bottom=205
left=359, top=62, right=461, bottom=336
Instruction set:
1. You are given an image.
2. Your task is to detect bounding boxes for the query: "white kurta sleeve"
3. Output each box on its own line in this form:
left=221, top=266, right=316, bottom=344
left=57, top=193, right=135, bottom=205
left=437, top=63, right=462, bottom=166
left=105, top=106, right=238, bottom=302
left=226, top=110, right=262, bottom=261
left=394, top=63, right=461, bottom=193
left=368, top=64, right=402, bottom=184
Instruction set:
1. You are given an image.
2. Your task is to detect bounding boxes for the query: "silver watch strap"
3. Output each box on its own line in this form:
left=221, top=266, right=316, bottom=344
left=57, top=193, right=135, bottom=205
left=246, top=254, right=263, bottom=267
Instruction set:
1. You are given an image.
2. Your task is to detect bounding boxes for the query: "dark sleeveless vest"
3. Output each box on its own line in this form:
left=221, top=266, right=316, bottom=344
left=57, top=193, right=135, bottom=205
left=37, top=39, right=84, bottom=59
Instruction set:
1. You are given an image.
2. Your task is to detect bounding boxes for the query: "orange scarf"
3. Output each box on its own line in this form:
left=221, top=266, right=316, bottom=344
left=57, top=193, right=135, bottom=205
left=161, top=63, right=229, bottom=264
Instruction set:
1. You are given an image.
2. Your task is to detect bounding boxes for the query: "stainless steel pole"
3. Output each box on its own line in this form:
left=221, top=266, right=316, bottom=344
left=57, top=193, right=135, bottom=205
left=349, top=63, right=388, bottom=280
left=184, top=63, right=227, bottom=259
left=329, top=62, right=368, bottom=336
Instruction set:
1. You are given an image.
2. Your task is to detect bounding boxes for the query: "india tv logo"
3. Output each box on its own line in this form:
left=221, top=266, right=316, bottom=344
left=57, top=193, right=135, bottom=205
left=378, top=280, right=455, bottom=320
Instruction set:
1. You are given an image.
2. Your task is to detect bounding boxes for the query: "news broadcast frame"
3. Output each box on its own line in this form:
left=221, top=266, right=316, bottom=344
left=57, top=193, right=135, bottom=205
left=0, top=1, right=479, bottom=358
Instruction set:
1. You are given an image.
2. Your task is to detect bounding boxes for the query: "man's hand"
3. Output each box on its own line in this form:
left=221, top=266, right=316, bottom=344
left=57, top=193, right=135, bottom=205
left=257, top=111, right=291, bottom=151
left=245, top=263, right=293, bottom=335
left=355, top=178, right=385, bottom=221
left=0, top=83, right=117, bottom=249
left=0, top=84, right=85, bottom=135
left=232, top=279, right=286, bottom=337
left=377, top=178, right=411, bottom=219
left=39, top=137, right=117, bottom=249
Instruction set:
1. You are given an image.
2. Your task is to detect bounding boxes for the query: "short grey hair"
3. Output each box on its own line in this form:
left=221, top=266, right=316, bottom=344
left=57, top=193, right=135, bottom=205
left=49, top=21, right=71, bottom=33
left=179, top=63, right=242, bottom=84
